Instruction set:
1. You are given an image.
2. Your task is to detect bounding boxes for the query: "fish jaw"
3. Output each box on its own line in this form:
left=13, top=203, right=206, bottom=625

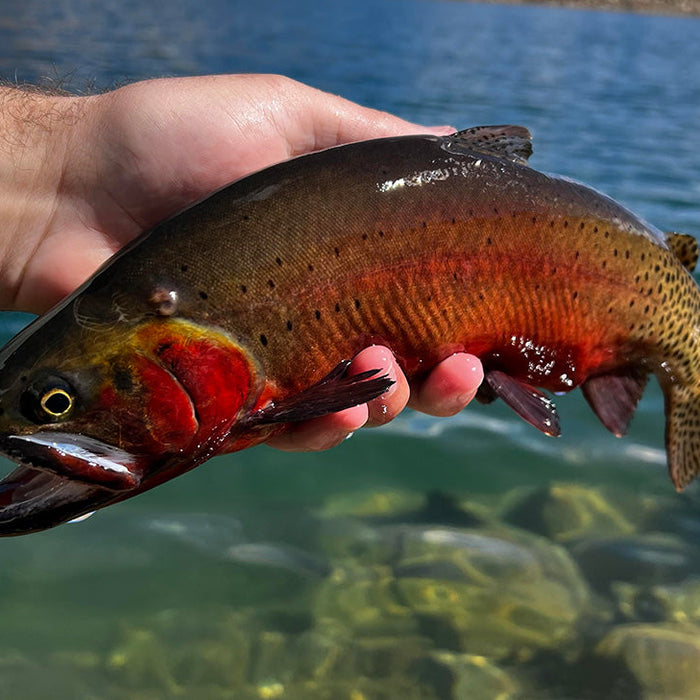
left=0, top=465, right=120, bottom=535
left=0, top=432, right=148, bottom=490
left=0, top=431, right=148, bottom=535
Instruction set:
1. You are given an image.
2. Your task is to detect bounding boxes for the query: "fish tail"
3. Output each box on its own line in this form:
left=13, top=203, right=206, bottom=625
left=664, top=381, right=700, bottom=491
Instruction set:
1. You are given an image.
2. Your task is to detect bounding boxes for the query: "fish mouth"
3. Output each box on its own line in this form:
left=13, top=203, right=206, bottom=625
left=0, top=432, right=145, bottom=536
left=0, top=466, right=119, bottom=535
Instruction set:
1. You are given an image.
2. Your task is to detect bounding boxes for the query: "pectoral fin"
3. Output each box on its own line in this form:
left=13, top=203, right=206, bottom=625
left=242, top=360, right=394, bottom=427
left=484, top=370, right=560, bottom=436
left=581, top=370, right=648, bottom=438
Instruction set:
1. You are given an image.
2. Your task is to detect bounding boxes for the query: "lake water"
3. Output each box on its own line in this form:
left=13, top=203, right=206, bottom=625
left=1, top=0, right=700, bottom=697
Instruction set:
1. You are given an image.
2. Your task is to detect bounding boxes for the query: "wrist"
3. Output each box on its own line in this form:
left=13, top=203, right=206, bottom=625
left=0, top=87, right=91, bottom=308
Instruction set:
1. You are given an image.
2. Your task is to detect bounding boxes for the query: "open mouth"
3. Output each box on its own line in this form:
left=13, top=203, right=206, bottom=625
left=0, top=465, right=119, bottom=535
left=0, top=432, right=146, bottom=536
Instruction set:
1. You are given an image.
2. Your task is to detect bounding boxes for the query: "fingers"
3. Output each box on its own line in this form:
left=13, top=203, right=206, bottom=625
left=409, top=353, right=484, bottom=416
left=274, top=76, right=456, bottom=155
left=267, top=349, right=484, bottom=452
left=265, top=403, right=369, bottom=452
left=347, top=345, right=410, bottom=428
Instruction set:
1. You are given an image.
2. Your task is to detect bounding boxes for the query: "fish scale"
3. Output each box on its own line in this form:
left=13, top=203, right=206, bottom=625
left=0, top=124, right=697, bottom=535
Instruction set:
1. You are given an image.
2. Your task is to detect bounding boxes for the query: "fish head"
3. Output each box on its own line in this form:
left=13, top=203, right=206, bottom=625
left=0, top=289, right=260, bottom=534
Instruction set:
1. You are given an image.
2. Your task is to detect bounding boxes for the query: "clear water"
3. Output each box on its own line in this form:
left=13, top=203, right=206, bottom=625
left=1, top=1, right=700, bottom=697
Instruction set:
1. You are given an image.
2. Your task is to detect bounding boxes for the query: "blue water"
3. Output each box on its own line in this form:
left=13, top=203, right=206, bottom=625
left=1, top=1, right=700, bottom=697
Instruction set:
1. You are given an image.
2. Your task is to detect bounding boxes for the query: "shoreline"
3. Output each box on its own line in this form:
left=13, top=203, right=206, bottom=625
left=470, top=0, right=700, bottom=17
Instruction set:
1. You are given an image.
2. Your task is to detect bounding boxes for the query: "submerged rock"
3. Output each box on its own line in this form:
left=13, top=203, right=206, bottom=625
left=570, top=533, right=700, bottom=593
left=426, top=651, right=520, bottom=699
left=315, top=524, right=591, bottom=661
left=595, top=623, right=700, bottom=698
left=319, top=488, right=483, bottom=527
left=501, top=482, right=637, bottom=542
left=613, top=579, right=700, bottom=626
left=318, top=488, right=427, bottom=520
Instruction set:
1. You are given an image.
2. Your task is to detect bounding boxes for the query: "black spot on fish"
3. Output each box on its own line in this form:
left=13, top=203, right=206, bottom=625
left=378, top=230, right=384, bottom=238
left=260, top=334, right=268, bottom=347
left=268, top=280, right=275, bottom=289
left=199, top=291, right=208, bottom=300
left=113, top=367, right=133, bottom=392
left=241, top=284, right=247, bottom=294
left=354, top=299, right=361, bottom=310
left=334, top=247, right=340, bottom=258
left=308, top=264, right=314, bottom=272
left=362, top=233, right=368, bottom=241
left=180, top=264, right=188, bottom=273
left=276, top=257, right=283, bottom=267
left=286, top=320, right=293, bottom=331
left=315, top=310, right=321, bottom=320
left=335, top=303, right=340, bottom=313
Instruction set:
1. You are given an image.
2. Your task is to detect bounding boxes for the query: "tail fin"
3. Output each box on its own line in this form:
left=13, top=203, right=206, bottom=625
left=664, top=382, right=700, bottom=491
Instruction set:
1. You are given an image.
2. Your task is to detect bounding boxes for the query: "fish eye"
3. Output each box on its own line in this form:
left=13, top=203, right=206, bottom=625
left=40, top=388, right=73, bottom=417
left=20, top=376, right=76, bottom=424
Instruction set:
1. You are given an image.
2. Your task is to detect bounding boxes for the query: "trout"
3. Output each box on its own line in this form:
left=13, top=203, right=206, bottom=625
left=0, top=125, right=697, bottom=535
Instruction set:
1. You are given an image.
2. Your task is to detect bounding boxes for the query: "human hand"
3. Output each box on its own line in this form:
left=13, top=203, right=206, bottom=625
left=0, top=74, right=483, bottom=448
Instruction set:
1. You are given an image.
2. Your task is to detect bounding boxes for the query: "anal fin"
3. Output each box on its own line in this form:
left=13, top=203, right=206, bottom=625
left=581, top=369, right=648, bottom=438
left=242, top=360, right=394, bottom=427
left=484, top=370, right=560, bottom=437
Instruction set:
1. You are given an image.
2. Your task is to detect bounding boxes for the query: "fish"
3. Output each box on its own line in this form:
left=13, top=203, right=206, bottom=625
left=0, top=125, right=697, bottom=536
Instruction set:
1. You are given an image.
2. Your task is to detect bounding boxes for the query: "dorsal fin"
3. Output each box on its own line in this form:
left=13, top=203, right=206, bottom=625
left=665, top=232, right=699, bottom=272
left=443, top=125, right=533, bottom=165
